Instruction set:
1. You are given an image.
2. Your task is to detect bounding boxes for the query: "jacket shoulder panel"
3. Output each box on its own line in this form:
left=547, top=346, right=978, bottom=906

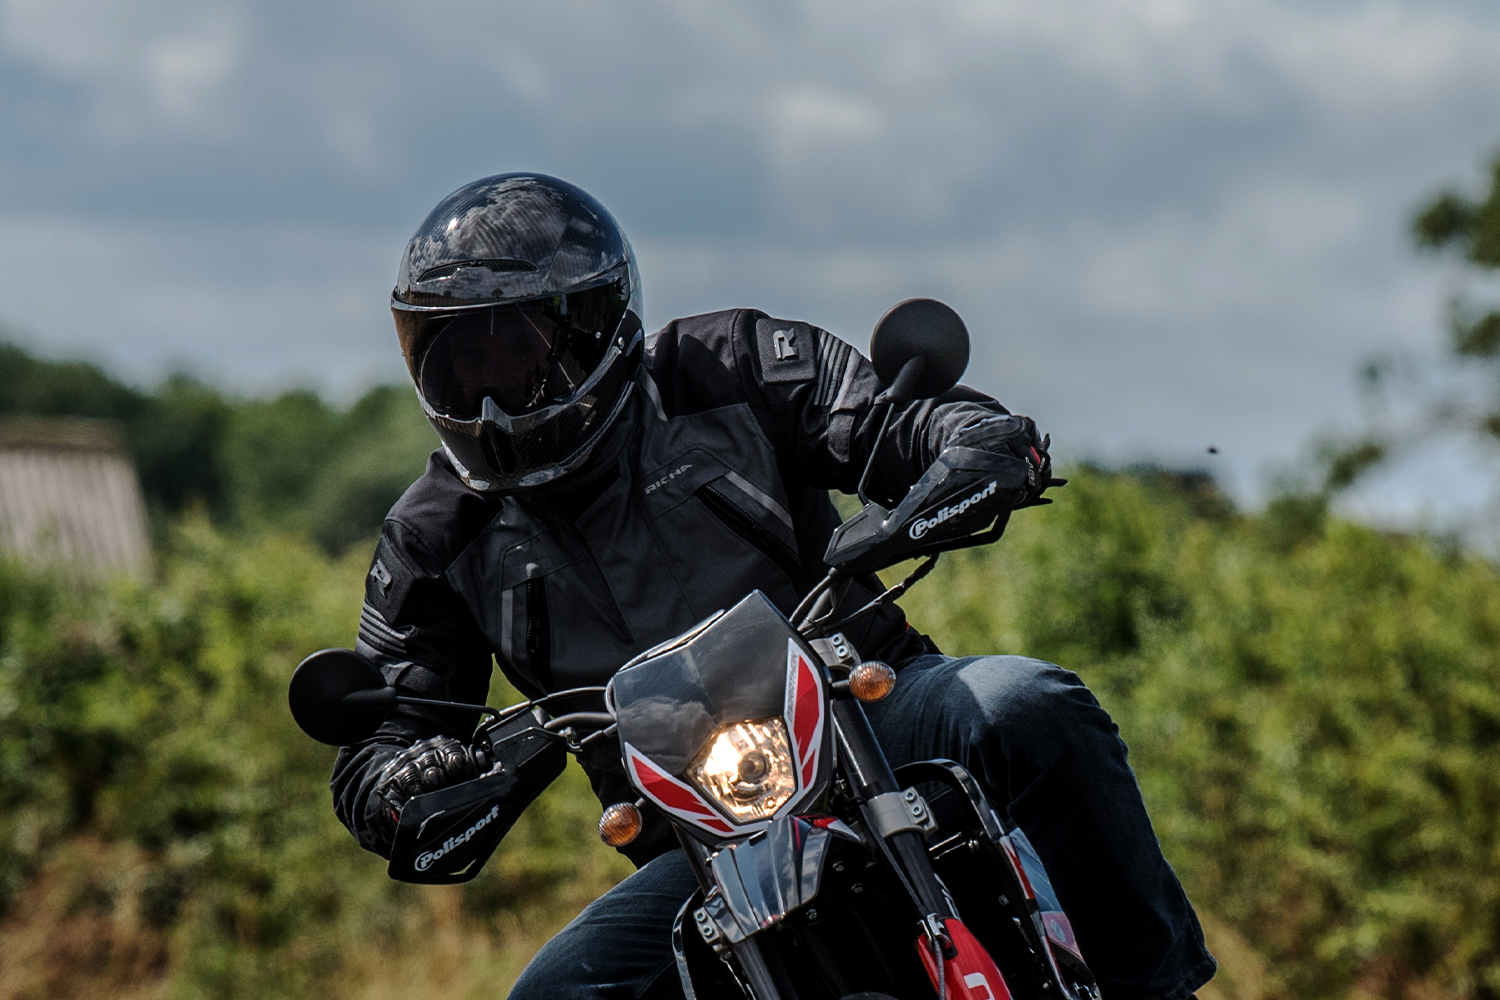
left=363, top=449, right=502, bottom=686
left=383, top=449, right=504, bottom=576
left=645, top=309, right=758, bottom=418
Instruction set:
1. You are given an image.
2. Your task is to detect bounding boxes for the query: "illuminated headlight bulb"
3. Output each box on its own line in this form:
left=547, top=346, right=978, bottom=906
left=689, top=719, right=797, bottom=823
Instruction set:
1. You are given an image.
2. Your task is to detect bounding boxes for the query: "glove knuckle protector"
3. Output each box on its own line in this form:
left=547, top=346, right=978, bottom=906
left=945, top=412, right=1056, bottom=507
left=369, top=736, right=481, bottom=849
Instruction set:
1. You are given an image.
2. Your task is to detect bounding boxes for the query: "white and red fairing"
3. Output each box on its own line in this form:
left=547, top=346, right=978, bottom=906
left=624, top=638, right=828, bottom=839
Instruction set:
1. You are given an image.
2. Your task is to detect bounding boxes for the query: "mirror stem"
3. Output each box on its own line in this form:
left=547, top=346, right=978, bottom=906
left=874, top=355, right=926, bottom=407
left=859, top=356, right=927, bottom=505
left=793, top=569, right=842, bottom=631
left=395, top=693, right=500, bottom=719
left=856, top=402, right=895, bottom=505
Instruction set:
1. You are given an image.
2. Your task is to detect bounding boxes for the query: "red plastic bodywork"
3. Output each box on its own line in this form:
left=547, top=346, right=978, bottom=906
left=916, top=918, right=1012, bottom=1000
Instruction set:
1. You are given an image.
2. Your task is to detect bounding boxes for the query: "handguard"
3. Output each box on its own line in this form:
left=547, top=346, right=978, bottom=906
left=387, top=711, right=566, bottom=884
left=824, top=446, right=1031, bottom=575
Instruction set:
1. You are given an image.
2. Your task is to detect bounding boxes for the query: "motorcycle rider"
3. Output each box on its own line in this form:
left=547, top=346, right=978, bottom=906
left=331, top=173, right=1215, bottom=1000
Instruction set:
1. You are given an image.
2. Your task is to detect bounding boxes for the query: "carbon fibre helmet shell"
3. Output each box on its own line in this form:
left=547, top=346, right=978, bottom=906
left=391, top=173, right=644, bottom=493
left=393, top=173, right=635, bottom=311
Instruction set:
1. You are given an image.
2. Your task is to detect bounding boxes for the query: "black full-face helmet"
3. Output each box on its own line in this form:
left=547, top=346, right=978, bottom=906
left=392, top=173, right=644, bottom=493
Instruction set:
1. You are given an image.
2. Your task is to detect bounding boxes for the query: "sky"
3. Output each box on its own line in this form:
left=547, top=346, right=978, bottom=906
left=2, top=0, right=1499, bottom=510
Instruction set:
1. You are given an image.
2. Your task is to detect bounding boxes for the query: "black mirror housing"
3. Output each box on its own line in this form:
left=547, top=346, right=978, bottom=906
left=288, top=647, right=395, bottom=746
left=869, top=298, right=970, bottom=402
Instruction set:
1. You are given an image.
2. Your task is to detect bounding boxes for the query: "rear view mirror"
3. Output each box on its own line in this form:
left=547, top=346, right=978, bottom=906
left=869, top=298, right=970, bottom=402
left=288, top=647, right=397, bottom=746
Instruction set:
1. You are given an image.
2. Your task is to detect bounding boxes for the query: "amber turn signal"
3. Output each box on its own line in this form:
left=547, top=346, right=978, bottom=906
left=848, top=661, right=897, bottom=702
left=599, top=801, right=644, bottom=847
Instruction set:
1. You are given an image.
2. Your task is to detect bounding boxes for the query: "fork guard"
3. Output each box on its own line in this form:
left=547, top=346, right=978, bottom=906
left=893, top=759, right=1099, bottom=1000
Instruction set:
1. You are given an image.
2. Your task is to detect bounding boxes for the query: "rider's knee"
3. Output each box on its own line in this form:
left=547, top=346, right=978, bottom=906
left=950, top=655, right=1108, bottom=751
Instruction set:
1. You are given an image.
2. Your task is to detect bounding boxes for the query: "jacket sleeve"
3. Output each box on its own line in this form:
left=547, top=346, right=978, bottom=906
left=329, top=517, right=496, bottom=856
left=651, top=309, right=1031, bottom=506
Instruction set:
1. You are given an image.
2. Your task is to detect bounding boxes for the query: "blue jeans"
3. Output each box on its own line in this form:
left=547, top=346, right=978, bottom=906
left=510, top=655, right=1216, bottom=1000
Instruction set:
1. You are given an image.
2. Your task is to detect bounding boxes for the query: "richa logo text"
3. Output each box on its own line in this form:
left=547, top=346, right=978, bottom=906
left=644, top=464, right=692, bottom=495
left=414, top=804, right=501, bottom=871
left=907, top=481, right=998, bottom=540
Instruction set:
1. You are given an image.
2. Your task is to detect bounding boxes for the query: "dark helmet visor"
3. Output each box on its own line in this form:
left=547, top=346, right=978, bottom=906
left=402, top=279, right=630, bottom=419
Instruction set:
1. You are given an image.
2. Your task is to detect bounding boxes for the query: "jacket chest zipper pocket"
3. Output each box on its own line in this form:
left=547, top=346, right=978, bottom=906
left=523, top=577, right=553, bottom=690
left=695, top=483, right=804, bottom=586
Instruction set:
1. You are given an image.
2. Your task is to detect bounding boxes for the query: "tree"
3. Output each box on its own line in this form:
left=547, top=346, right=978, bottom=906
left=1413, top=155, right=1500, bottom=373
left=1322, top=150, right=1500, bottom=500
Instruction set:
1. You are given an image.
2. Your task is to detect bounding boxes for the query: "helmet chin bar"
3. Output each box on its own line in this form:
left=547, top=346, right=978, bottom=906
left=421, top=317, right=643, bottom=494
left=440, top=445, right=487, bottom=492
left=437, top=380, right=638, bottom=494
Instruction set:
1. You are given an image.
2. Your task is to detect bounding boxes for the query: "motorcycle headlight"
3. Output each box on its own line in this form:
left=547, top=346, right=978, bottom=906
left=689, top=719, right=798, bottom=823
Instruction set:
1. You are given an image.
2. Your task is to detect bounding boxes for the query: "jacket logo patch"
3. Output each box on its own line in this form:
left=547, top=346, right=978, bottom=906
left=756, top=319, right=816, bottom=384
left=645, top=463, right=693, bottom=495
left=370, top=558, right=393, bottom=592
left=773, top=329, right=797, bottom=360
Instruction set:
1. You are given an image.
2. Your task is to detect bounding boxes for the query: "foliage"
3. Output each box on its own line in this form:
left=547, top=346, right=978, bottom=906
left=900, top=470, right=1500, bottom=1000
left=0, top=520, right=631, bottom=1000
left=1324, top=148, right=1500, bottom=496
left=218, top=385, right=437, bottom=553
left=2, top=469, right=1498, bottom=999
left=0, top=344, right=436, bottom=550
left=1412, top=152, right=1500, bottom=437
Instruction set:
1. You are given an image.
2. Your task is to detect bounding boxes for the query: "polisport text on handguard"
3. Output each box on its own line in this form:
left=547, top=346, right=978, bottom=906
left=907, top=481, right=999, bottom=540
left=414, top=804, right=501, bottom=871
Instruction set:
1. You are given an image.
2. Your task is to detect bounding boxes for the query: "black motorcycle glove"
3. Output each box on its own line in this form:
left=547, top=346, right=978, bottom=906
left=366, top=736, right=486, bottom=853
left=944, top=413, right=1065, bottom=507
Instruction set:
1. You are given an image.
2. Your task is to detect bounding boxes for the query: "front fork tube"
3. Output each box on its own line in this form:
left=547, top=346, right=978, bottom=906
left=677, top=699, right=983, bottom=1000
left=830, top=698, right=956, bottom=923
left=833, top=698, right=1017, bottom=1000
left=677, top=831, right=802, bottom=1000
left=735, top=934, right=802, bottom=1000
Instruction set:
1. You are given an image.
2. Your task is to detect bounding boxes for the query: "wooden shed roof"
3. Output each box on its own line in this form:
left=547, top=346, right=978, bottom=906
left=0, top=417, right=149, bottom=576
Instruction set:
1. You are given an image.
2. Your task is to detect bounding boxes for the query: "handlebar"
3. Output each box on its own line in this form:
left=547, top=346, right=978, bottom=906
left=473, top=690, right=618, bottom=757
left=543, top=712, right=616, bottom=733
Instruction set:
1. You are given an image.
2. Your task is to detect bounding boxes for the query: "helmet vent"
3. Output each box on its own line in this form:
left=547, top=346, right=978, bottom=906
left=417, top=258, right=538, bottom=282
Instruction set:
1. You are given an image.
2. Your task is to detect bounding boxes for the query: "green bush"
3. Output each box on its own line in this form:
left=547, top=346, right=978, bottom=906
left=3, top=468, right=1499, bottom=1000
left=0, top=520, right=628, bottom=1000
left=901, top=469, right=1500, bottom=1000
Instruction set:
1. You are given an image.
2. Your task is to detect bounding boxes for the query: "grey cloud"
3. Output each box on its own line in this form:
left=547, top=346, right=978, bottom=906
left=0, top=0, right=1499, bottom=507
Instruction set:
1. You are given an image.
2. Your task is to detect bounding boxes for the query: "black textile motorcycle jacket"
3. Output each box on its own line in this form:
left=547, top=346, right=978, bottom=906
left=331, top=308, right=1023, bottom=864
